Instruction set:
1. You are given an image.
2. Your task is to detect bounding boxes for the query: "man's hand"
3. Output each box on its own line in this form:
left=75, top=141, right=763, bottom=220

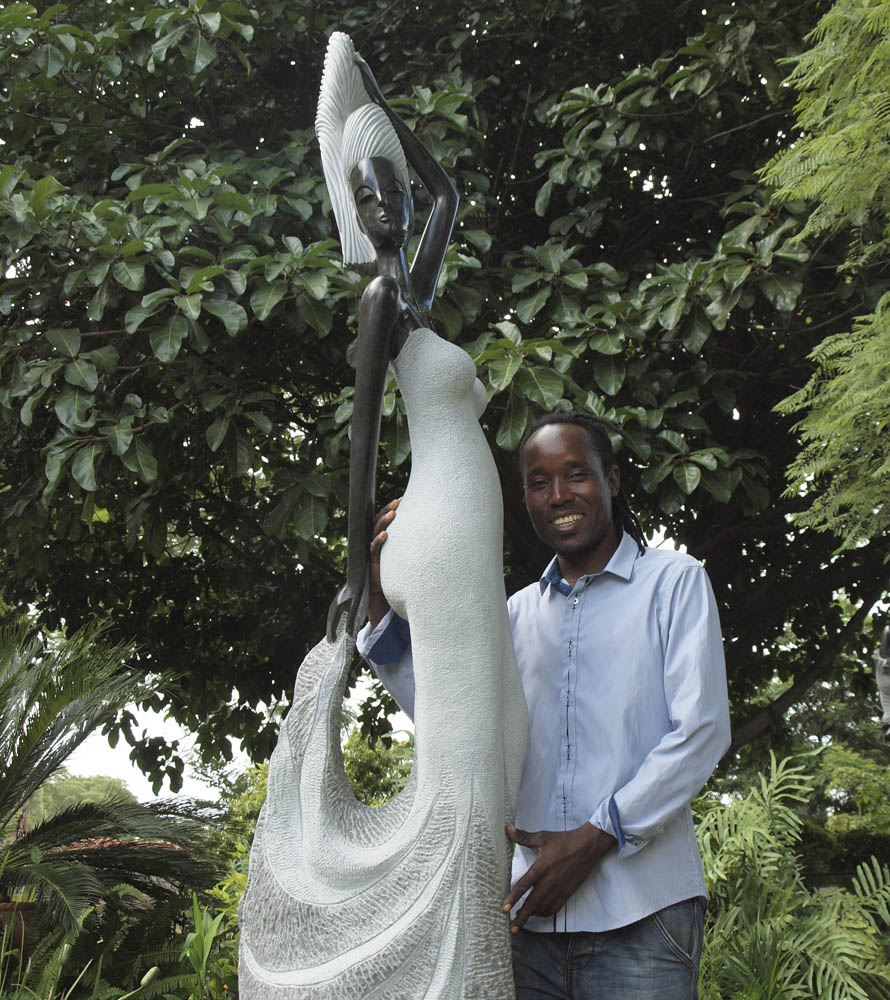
left=368, top=498, right=400, bottom=628
left=502, top=823, right=617, bottom=933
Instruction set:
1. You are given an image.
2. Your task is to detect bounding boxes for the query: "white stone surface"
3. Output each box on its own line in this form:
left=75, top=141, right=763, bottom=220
left=239, top=329, right=528, bottom=998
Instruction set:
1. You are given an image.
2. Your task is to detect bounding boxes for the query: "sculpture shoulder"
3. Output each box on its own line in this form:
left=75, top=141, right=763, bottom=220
left=362, top=274, right=402, bottom=305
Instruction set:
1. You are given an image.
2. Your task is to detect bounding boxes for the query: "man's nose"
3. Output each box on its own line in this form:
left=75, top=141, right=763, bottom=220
left=549, top=477, right=570, bottom=505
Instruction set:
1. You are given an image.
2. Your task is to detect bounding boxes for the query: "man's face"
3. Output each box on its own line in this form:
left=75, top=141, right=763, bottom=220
left=521, top=423, right=620, bottom=570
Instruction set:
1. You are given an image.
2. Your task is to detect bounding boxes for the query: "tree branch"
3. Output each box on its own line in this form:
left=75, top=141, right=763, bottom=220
left=730, top=579, right=887, bottom=750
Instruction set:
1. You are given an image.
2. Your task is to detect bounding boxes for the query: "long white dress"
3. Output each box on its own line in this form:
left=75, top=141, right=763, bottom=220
left=238, top=328, right=528, bottom=1000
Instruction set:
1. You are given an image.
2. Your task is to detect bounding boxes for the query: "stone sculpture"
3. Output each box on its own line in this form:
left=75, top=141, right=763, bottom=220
left=237, top=32, right=528, bottom=999
left=873, top=625, right=890, bottom=740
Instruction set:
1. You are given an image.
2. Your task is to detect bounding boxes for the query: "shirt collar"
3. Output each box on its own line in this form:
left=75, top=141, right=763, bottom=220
left=538, top=531, right=641, bottom=595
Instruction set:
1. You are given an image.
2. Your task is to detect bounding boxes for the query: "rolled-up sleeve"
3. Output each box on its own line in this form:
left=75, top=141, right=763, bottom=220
left=357, top=611, right=416, bottom=719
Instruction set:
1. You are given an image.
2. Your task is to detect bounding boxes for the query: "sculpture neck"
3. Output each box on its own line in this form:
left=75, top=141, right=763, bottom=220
left=376, top=247, right=411, bottom=292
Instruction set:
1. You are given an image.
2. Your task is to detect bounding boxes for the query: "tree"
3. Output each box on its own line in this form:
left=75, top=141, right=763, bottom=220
left=16, top=770, right=138, bottom=833
left=1, top=0, right=887, bottom=777
left=0, top=617, right=215, bottom=978
left=763, top=0, right=890, bottom=549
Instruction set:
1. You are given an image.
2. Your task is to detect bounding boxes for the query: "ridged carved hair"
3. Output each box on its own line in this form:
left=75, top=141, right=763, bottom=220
left=316, top=32, right=411, bottom=265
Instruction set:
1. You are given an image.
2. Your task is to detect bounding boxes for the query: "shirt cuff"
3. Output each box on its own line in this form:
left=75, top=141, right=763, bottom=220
left=356, top=609, right=411, bottom=666
left=590, top=796, right=649, bottom=857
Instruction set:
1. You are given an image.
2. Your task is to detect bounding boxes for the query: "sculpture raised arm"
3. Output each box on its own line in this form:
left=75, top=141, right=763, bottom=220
left=319, top=34, right=458, bottom=639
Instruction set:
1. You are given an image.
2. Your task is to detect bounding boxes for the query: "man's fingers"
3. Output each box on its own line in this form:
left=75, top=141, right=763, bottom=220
left=506, top=825, right=544, bottom=848
left=369, top=529, right=388, bottom=556
left=509, top=891, right=541, bottom=933
left=373, top=497, right=401, bottom=524
left=501, top=868, right=536, bottom=913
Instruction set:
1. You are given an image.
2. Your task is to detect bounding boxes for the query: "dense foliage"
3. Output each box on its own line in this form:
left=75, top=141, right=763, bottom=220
left=697, top=755, right=890, bottom=1000
left=763, top=0, right=890, bottom=549
left=1, top=0, right=888, bottom=778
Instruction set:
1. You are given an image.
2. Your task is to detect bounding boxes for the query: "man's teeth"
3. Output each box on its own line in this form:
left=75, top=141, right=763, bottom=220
left=553, top=514, right=582, bottom=526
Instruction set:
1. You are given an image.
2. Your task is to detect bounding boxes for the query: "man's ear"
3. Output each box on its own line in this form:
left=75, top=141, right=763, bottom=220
left=607, top=464, right=620, bottom=497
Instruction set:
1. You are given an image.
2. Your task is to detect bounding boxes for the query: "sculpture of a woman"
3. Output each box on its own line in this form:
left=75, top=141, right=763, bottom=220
left=238, top=33, right=527, bottom=999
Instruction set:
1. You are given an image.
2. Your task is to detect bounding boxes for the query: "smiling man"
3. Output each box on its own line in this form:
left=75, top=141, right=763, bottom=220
left=358, top=410, right=731, bottom=1000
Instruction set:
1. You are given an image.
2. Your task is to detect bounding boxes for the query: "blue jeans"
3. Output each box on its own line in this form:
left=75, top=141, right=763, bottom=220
left=511, top=898, right=705, bottom=1000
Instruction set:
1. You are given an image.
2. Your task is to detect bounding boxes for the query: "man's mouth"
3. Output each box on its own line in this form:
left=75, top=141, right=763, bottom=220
left=552, top=513, right=582, bottom=528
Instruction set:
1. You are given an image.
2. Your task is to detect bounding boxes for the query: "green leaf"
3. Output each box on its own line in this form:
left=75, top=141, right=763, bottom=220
left=588, top=330, right=624, bottom=355
left=462, top=230, right=492, bottom=253
left=245, top=411, right=272, bottom=435
left=298, top=295, right=332, bottom=337
left=673, top=462, right=701, bottom=494
left=295, top=495, right=328, bottom=540
left=64, top=358, right=98, bottom=391
left=263, top=484, right=300, bottom=538
left=250, top=282, right=286, bottom=321
left=45, top=328, right=81, bottom=357
left=101, top=419, right=134, bottom=456
left=185, top=265, right=225, bottom=294
left=759, top=274, right=802, bottom=313
left=517, top=366, right=564, bottom=409
left=383, top=411, right=411, bottom=467
left=35, top=43, right=65, bottom=78
left=20, top=386, right=47, bottom=427
left=54, top=386, right=95, bottom=430
left=515, top=287, right=551, bottom=324
left=659, top=294, right=686, bottom=332
left=112, top=260, right=146, bottom=292
left=121, top=438, right=158, bottom=482
left=493, top=321, right=522, bottom=346
left=29, top=175, right=63, bottom=217
left=199, top=11, right=222, bottom=34
left=174, top=293, right=202, bottom=320
left=535, top=179, right=553, bottom=217
left=44, top=440, right=76, bottom=496
left=593, top=356, right=625, bottom=395
left=72, top=443, right=101, bottom=492
left=488, top=356, right=522, bottom=391
left=562, top=271, right=588, bottom=291
left=203, top=298, right=247, bottom=336
left=206, top=414, right=230, bottom=452
left=681, top=309, right=711, bottom=354
left=297, top=271, right=329, bottom=301
left=150, top=315, right=188, bottom=363
left=689, top=450, right=719, bottom=471
left=511, top=269, right=541, bottom=294
left=496, top=390, right=528, bottom=451
left=191, top=34, right=217, bottom=73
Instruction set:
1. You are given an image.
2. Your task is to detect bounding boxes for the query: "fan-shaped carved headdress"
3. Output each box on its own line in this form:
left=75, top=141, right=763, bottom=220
left=316, top=33, right=411, bottom=265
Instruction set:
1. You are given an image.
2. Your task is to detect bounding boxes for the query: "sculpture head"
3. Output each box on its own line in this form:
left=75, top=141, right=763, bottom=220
left=316, top=34, right=413, bottom=266
left=349, top=156, right=412, bottom=252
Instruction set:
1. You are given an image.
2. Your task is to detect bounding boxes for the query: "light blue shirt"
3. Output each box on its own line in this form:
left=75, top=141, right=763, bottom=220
left=357, top=532, right=731, bottom=933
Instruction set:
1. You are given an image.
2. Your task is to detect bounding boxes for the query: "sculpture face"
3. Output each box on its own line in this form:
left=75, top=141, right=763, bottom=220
left=350, top=157, right=411, bottom=251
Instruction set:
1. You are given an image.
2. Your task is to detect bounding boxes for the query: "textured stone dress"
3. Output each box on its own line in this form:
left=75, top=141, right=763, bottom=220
left=238, top=328, right=528, bottom=999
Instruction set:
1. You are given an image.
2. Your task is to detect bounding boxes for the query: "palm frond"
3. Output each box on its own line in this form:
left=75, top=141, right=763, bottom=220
left=0, top=620, right=146, bottom=831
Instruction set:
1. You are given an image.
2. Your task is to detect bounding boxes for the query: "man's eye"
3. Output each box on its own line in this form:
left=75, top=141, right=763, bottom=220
left=526, top=479, right=548, bottom=491
left=567, top=470, right=589, bottom=481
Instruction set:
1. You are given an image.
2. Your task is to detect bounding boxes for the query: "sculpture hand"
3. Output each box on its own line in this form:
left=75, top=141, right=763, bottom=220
left=354, top=54, right=387, bottom=109
left=501, top=823, right=616, bottom=933
left=368, top=498, right=400, bottom=628
left=326, top=581, right=358, bottom=642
